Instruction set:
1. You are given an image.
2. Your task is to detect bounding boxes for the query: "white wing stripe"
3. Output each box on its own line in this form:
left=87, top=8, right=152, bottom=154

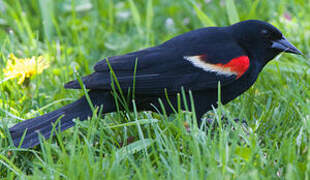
left=184, top=56, right=236, bottom=76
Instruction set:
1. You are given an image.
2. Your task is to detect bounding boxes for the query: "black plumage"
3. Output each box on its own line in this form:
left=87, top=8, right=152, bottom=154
left=9, top=20, right=302, bottom=148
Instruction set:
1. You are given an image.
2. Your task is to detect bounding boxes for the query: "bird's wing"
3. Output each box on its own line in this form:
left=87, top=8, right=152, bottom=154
left=65, top=28, right=250, bottom=94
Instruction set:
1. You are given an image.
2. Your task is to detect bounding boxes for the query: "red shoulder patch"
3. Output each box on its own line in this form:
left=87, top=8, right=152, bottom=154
left=184, top=55, right=250, bottom=79
left=215, top=56, right=250, bottom=79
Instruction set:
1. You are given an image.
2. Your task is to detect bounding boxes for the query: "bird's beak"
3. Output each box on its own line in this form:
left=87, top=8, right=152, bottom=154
left=271, top=37, right=303, bottom=55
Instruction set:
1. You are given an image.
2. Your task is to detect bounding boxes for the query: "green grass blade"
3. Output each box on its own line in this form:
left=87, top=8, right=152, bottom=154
left=145, top=0, right=153, bottom=44
left=115, top=139, right=153, bottom=164
left=225, top=0, right=240, bottom=24
left=0, top=154, right=24, bottom=177
left=192, top=3, right=216, bottom=27
left=38, top=0, right=55, bottom=41
left=128, top=0, right=143, bottom=34
left=247, top=0, right=260, bottom=19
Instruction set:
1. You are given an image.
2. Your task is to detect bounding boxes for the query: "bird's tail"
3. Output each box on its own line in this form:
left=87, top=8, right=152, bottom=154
left=9, top=90, right=115, bottom=148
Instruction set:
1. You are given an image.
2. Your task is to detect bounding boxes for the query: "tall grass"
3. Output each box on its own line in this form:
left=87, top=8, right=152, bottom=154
left=0, top=0, right=309, bottom=179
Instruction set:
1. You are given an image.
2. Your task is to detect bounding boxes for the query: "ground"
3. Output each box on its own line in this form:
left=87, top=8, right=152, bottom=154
left=0, top=0, right=309, bottom=179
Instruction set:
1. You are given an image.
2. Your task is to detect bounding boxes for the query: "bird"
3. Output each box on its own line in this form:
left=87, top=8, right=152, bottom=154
left=9, top=20, right=302, bottom=148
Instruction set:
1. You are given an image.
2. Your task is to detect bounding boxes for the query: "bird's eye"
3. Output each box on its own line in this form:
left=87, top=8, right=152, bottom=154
left=261, top=29, right=271, bottom=38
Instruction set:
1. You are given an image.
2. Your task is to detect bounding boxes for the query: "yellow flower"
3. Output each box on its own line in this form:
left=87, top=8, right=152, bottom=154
left=3, top=53, right=49, bottom=84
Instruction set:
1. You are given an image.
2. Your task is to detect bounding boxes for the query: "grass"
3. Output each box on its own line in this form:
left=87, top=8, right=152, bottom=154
left=0, top=0, right=310, bottom=179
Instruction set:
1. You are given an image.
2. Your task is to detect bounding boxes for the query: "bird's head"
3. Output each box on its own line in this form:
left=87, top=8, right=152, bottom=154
left=229, top=20, right=302, bottom=64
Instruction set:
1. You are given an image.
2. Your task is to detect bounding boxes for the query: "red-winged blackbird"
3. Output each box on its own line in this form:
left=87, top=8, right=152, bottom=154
left=9, top=20, right=302, bottom=148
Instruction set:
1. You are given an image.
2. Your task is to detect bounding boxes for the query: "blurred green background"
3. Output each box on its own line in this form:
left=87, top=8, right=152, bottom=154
left=0, top=0, right=309, bottom=179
